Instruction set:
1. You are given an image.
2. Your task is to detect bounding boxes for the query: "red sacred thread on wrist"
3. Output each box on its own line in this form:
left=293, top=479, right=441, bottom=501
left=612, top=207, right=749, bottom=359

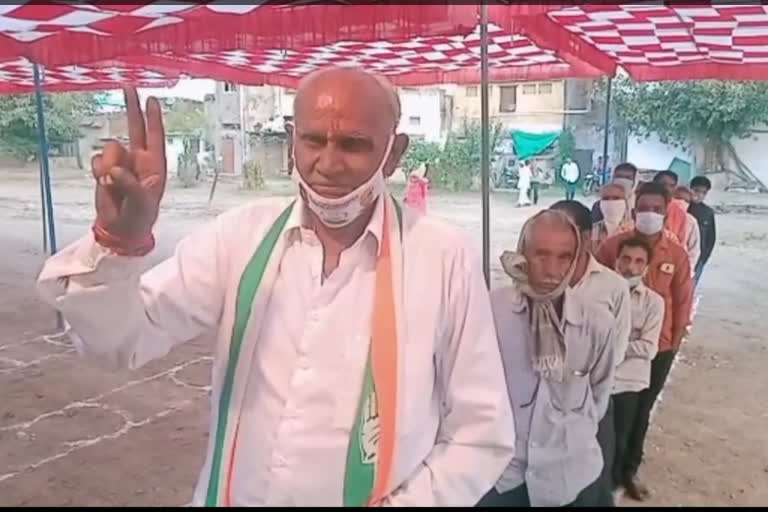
left=92, top=222, right=155, bottom=257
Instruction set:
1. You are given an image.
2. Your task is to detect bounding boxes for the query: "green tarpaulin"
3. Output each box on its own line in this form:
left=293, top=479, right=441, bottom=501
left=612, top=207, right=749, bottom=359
left=511, top=130, right=560, bottom=160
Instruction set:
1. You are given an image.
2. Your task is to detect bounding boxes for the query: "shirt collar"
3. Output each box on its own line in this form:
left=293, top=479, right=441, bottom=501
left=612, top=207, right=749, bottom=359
left=505, top=284, right=584, bottom=327
left=284, top=195, right=385, bottom=256
left=573, top=254, right=609, bottom=288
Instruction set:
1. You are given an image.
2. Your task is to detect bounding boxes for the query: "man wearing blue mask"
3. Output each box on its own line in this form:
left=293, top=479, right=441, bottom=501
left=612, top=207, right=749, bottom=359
left=595, top=182, right=692, bottom=502
left=36, top=69, right=515, bottom=507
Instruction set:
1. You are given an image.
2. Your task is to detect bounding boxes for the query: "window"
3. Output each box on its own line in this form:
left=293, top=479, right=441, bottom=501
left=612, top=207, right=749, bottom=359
left=538, top=82, right=553, bottom=94
left=409, top=116, right=422, bottom=126
left=223, top=82, right=238, bottom=92
left=522, top=83, right=537, bottom=95
left=499, top=85, right=517, bottom=113
left=466, top=86, right=478, bottom=97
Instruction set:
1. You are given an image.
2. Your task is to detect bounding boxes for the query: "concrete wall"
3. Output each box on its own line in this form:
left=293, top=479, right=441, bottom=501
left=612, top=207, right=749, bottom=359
left=626, top=133, right=693, bottom=172
left=248, top=135, right=288, bottom=178
left=397, top=87, right=444, bottom=143
left=730, top=127, right=768, bottom=189
left=453, top=80, right=565, bottom=130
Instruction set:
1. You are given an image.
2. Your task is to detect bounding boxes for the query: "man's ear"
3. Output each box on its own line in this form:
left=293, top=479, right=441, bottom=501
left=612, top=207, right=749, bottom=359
left=384, top=133, right=410, bottom=179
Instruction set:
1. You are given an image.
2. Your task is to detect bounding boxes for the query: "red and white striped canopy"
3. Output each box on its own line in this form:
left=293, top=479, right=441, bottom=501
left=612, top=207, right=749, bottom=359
left=0, top=3, right=480, bottom=66
left=523, top=3, right=768, bottom=81
left=123, top=24, right=604, bottom=89
left=0, top=57, right=178, bottom=93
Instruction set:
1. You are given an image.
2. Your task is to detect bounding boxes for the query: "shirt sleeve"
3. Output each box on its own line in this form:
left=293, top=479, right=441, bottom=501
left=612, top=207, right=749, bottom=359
left=589, top=315, right=617, bottom=421
left=383, top=245, right=515, bottom=507
left=626, top=292, right=663, bottom=361
left=612, top=283, right=633, bottom=367
left=670, top=247, right=694, bottom=350
left=595, top=236, right=617, bottom=268
left=36, top=217, right=229, bottom=371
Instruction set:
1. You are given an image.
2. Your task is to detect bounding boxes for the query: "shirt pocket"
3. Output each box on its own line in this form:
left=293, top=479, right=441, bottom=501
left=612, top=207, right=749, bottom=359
left=549, top=371, right=590, bottom=413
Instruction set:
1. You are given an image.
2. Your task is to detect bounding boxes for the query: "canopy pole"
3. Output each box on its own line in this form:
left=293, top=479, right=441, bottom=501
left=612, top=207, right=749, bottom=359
left=38, top=161, right=48, bottom=253
left=34, top=62, right=63, bottom=330
left=33, top=63, right=57, bottom=255
left=601, top=77, right=613, bottom=186
left=480, top=2, right=491, bottom=288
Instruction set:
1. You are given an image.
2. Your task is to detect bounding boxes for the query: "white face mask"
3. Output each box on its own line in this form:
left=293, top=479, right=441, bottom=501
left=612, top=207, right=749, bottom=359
left=294, top=135, right=395, bottom=228
left=635, top=212, right=665, bottom=235
left=600, top=199, right=627, bottom=223
left=613, top=177, right=635, bottom=194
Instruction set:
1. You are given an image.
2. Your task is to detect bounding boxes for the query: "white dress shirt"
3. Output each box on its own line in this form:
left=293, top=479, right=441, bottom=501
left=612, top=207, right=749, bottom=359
left=491, top=286, right=616, bottom=507
left=560, top=161, right=580, bottom=184
left=36, top=196, right=515, bottom=507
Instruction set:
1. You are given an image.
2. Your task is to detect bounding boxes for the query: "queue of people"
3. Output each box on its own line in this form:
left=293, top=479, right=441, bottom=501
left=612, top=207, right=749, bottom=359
left=35, top=69, right=717, bottom=507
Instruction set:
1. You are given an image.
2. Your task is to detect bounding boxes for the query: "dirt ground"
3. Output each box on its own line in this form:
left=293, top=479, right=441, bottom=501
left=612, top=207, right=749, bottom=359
left=1, top=164, right=767, bottom=506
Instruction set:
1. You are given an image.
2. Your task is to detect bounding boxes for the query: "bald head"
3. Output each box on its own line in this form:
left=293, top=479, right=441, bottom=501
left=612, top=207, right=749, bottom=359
left=519, top=210, right=579, bottom=294
left=601, top=183, right=627, bottom=200
left=295, top=67, right=401, bottom=131
left=673, top=185, right=693, bottom=203
left=291, top=66, right=410, bottom=199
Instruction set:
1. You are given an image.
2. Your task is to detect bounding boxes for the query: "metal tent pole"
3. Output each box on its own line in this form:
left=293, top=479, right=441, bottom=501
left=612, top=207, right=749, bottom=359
left=480, top=2, right=491, bottom=288
left=601, top=77, right=613, bottom=186
left=38, top=159, right=48, bottom=253
left=33, top=63, right=57, bottom=255
left=33, top=62, right=63, bottom=329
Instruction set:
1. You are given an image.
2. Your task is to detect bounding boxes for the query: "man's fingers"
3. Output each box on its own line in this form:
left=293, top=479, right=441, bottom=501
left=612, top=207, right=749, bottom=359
left=124, top=87, right=147, bottom=151
left=107, top=166, right=143, bottom=200
left=101, top=140, right=130, bottom=172
left=91, top=153, right=103, bottom=180
left=145, top=96, right=166, bottom=178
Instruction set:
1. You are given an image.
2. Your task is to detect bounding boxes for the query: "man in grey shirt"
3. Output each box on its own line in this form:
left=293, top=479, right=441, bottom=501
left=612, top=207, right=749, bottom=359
left=480, top=210, right=617, bottom=507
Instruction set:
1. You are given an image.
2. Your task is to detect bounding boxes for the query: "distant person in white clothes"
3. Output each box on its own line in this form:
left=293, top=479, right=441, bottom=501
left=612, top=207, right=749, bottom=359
left=517, top=159, right=532, bottom=207
left=561, top=157, right=580, bottom=201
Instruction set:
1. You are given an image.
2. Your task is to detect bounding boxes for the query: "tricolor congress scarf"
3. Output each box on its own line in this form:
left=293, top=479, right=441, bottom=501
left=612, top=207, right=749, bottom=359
left=204, top=195, right=404, bottom=507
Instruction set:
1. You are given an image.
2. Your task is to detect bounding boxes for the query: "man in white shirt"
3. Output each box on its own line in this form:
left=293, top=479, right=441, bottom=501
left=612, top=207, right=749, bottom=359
left=610, top=236, right=664, bottom=502
left=550, top=200, right=632, bottom=506
left=560, top=157, right=580, bottom=201
left=516, top=160, right=532, bottom=207
left=482, top=210, right=616, bottom=507
left=36, top=69, right=515, bottom=507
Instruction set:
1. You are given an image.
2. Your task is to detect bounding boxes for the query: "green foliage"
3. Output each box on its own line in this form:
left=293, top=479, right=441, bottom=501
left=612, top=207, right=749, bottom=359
left=164, top=99, right=205, bottom=136
left=243, top=160, right=266, bottom=191
left=598, top=76, right=768, bottom=147
left=0, top=92, right=99, bottom=159
left=430, top=120, right=503, bottom=191
left=554, top=127, right=575, bottom=173
left=401, top=139, right=441, bottom=177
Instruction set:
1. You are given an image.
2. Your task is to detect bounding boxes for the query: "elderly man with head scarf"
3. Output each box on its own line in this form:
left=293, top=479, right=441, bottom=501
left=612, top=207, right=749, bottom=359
left=36, top=68, right=515, bottom=507
left=480, top=210, right=617, bottom=508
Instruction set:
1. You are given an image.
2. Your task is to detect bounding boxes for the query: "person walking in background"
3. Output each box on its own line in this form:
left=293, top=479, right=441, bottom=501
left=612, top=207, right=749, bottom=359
left=596, top=182, right=693, bottom=502
left=529, top=160, right=541, bottom=205
left=482, top=210, right=616, bottom=508
left=688, top=176, right=717, bottom=286
left=561, top=157, right=580, bottom=201
left=610, top=237, right=664, bottom=503
left=517, top=159, right=532, bottom=207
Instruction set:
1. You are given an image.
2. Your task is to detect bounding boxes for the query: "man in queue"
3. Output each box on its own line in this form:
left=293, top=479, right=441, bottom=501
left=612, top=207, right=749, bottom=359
left=596, top=182, right=693, bottom=501
left=610, top=237, right=664, bottom=501
left=36, top=68, right=516, bottom=507
left=481, top=210, right=617, bottom=507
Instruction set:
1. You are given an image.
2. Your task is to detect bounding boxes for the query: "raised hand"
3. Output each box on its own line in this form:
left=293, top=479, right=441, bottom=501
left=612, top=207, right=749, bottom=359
left=91, top=87, right=166, bottom=248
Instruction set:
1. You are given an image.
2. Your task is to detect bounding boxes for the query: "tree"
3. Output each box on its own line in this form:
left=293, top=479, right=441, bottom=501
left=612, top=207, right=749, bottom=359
left=163, top=98, right=205, bottom=135
left=554, top=127, right=576, bottom=175
left=597, top=76, right=768, bottom=190
left=0, top=92, right=99, bottom=160
left=431, top=119, right=503, bottom=191
left=401, top=139, right=441, bottom=177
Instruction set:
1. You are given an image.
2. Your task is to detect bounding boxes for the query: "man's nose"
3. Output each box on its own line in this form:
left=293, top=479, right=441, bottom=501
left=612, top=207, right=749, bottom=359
left=315, top=146, right=346, bottom=177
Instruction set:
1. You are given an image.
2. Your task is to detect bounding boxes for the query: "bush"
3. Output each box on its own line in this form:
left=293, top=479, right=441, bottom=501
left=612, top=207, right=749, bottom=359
left=554, top=127, right=575, bottom=175
left=242, top=160, right=266, bottom=190
left=431, top=119, right=503, bottom=192
left=402, top=139, right=442, bottom=177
